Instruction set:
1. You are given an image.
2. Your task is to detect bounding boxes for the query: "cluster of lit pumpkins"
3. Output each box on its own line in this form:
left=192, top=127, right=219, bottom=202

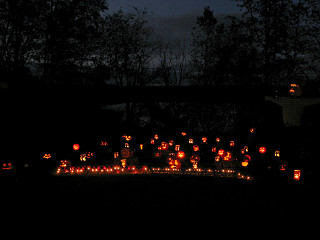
left=110, top=132, right=264, bottom=171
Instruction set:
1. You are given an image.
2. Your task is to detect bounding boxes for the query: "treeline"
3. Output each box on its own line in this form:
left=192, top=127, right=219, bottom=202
left=1, top=0, right=320, bottom=88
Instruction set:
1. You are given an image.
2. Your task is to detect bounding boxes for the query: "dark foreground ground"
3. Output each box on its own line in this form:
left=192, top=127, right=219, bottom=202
left=1, top=174, right=315, bottom=223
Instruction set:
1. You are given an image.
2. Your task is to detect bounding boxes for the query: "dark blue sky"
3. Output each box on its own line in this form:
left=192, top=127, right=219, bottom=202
left=109, top=0, right=241, bottom=16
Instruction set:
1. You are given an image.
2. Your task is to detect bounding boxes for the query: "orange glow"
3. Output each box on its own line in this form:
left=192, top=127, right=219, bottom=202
left=181, top=132, right=187, bottom=136
left=43, top=154, right=52, bottom=159
left=60, top=160, right=71, bottom=168
left=188, top=138, right=193, bottom=144
left=73, top=144, right=80, bottom=151
left=168, top=159, right=181, bottom=169
left=218, top=149, right=224, bottom=156
left=223, top=151, right=232, bottom=161
left=294, top=170, right=301, bottom=180
left=259, top=147, right=266, bottom=154
left=216, top=138, right=220, bottom=142
left=154, top=134, right=159, bottom=140
left=175, top=145, right=180, bottom=151
left=140, top=144, right=144, bottom=150
left=241, top=162, right=249, bottom=167
left=275, top=150, right=280, bottom=157
left=250, top=128, right=256, bottom=134
left=80, top=154, right=87, bottom=161
left=114, top=152, right=119, bottom=158
left=190, top=154, right=200, bottom=163
left=202, top=137, right=207, bottom=143
left=86, top=152, right=93, bottom=158
left=241, top=155, right=251, bottom=167
left=121, top=159, right=127, bottom=168
left=230, top=141, right=234, bottom=147
left=161, top=142, right=169, bottom=151
left=193, top=145, right=199, bottom=152
left=100, top=141, right=108, bottom=146
left=154, top=152, right=161, bottom=157
left=122, top=135, right=132, bottom=141
left=212, top=147, right=216, bottom=153
left=177, top=151, right=185, bottom=159
left=169, top=140, right=174, bottom=146
left=150, top=139, right=155, bottom=144
left=280, top=164, right=286, bottom=171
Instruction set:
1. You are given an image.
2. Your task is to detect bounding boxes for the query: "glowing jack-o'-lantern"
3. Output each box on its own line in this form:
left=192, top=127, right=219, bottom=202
left=177, top=151, right=185, bottom=159
left=73, top=144, right=80, bottom=151
left=275, top=151, right=280, bottom=157
left=223, top=151, right=232, bottom=161
left=190, top=154, right=200, bottom=163
left=218, top=149, right=224, bottom=156
left=189, top=138, right=193, bottom=144
left=121, top=159, right=127, bottom=168
left=60, top=160, right=71, bottom=168
left=43, top=154, right=52, bottom=159
left=154, top=152, right=161, bottom=157
left=202, top=137, right=207, bottom=143
left=2, top=162, right=13, bottom=170
left=259, top=147, right=266, bottom=154
left=168, top=159, right=181, bottom=169
left=122, top=135, right=132, bottom=141
left=241, top=161, right=249, bottom=167
left=279, top=164, right=286, bottom=171
left=293, top=170, right=301, bottom=180
left=161, top=142, right=169, bottom=151
left=193, top=145, right=199, bottom=152
left=100, top=141, right=108, bottom=146
left=230, top=141, right=235, bottom=147
left=241, top=155, right=251, bottom=167
left=80, top=154, right=87, bottom=161
left=250, top=128, right=256, bottom=134
left=289, top=83, right=302, bottom=97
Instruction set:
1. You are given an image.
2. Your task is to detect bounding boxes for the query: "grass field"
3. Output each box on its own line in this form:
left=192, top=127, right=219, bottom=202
left=2, top=173, right=314, bottom=221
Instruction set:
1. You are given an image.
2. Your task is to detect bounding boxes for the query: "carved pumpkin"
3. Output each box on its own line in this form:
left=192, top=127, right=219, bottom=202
left=293, top=170, right=301, bottom=180
left=190, top=154, right=200, bottom=163
left=43, top=154, right=52, bottom=159
left=121, top=148, right=133, bottom=159
left=161, top=142, right=169, bottom=151
left=2, top=162, right=13, bottom=170
left=73, top=144, right=80, bottom=151
left=259, top=147, right=266, bottom=154
left=193, top=145, right=199, bottom=152
left=177, top=151, right=185, bottom=159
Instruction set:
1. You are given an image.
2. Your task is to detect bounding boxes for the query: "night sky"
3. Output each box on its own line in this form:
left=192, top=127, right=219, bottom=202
left=108, top=0, right=242, bottom=16
left=109, top=0, right=242, bottom=44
